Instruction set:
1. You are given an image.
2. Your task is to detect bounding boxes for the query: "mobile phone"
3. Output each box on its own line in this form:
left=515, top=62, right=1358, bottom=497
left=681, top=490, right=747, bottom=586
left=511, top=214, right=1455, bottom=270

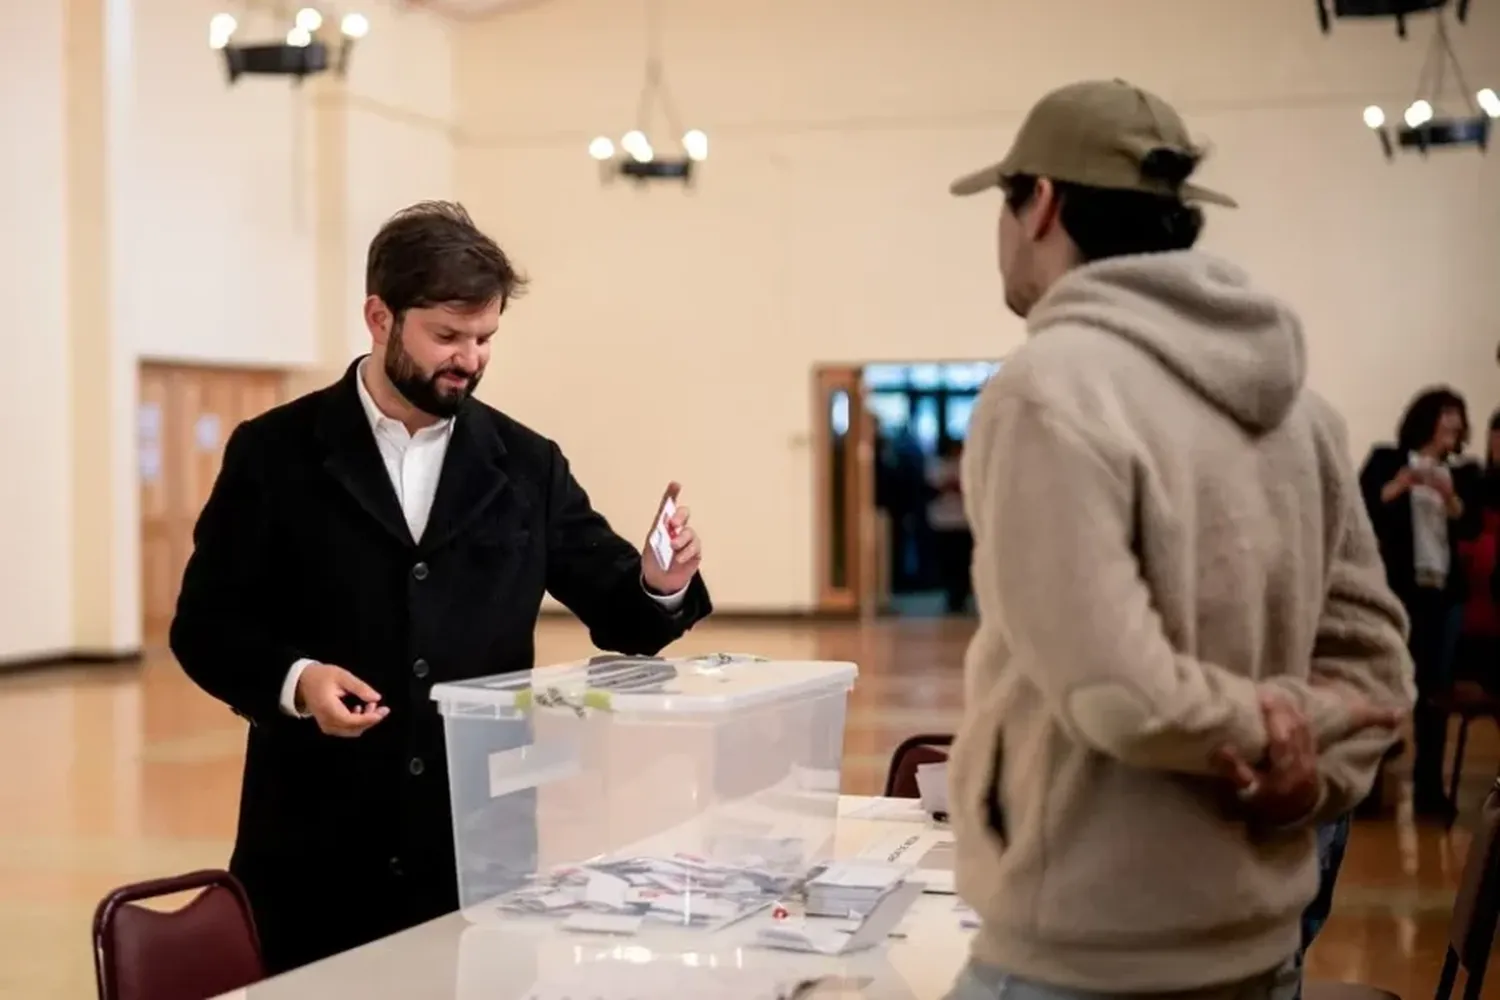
left=649, top=496, right=677, bottom=571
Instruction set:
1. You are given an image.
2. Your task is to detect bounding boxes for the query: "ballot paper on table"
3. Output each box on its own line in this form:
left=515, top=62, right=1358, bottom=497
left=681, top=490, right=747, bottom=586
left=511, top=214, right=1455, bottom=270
left=840, top=797, right=929, bottom=823
left=755, top=882, right=923, bottom=956
left=803, top=859, right=911, bottom=917
left=494, top=853, right=797, bottom=932
left=915, top=759, right=949, bottom=817
left=856, top=828, right=955, bottom=895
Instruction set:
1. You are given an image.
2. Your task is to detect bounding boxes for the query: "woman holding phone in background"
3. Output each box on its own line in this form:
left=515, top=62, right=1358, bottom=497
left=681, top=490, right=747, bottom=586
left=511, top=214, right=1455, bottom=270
left=1359, top=387, right=1481, bottom=823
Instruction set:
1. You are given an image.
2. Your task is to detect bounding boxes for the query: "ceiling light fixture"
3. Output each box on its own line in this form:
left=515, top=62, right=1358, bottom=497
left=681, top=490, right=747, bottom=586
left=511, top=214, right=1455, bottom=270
left=588, top=0, right=706, bottom=187
left=209, top=5, right=370, bottom=85
left=1316, top=0, right=1470, bottom=37
left=1356, top=6, right=1491, bottom=157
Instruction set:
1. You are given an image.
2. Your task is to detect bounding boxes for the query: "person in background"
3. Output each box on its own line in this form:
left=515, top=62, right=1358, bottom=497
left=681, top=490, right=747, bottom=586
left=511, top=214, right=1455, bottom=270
left=940, top=79, right=1410, bottom=1000
left=876, top=427, right=933, bottom=589
left=1454, top=408, right=1500, bottom=695
left=927, top=439, right=972, bottom=613
left=1359, top=387, right=1480, bottom=823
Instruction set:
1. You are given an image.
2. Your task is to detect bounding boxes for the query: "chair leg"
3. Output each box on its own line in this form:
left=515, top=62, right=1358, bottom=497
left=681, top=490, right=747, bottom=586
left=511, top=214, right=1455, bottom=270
left=1435, top=947, right=1459, bottom=1000
left=1447, top=719, right=1470, bottom=812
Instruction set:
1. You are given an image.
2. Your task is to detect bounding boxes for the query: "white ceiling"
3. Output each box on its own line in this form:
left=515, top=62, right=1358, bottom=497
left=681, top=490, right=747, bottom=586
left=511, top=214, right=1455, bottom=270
left=401, top=0, right=548, bottom=19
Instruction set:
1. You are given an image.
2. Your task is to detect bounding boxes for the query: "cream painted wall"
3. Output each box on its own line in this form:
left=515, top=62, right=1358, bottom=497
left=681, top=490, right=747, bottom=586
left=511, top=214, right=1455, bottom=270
left=120, top=1, right=319, bottom=368
left=455, top=0, right=1500, bottom=612
left=0, top=0, right=72, bottom=660
left=340, top=4, right=456, bottom=361
left=0, top=0, right=457, bottom=662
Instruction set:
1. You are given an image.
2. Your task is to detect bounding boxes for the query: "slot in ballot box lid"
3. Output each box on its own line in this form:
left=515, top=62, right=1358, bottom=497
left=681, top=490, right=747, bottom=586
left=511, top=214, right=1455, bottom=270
left=430, top=653, right=858, bottom=717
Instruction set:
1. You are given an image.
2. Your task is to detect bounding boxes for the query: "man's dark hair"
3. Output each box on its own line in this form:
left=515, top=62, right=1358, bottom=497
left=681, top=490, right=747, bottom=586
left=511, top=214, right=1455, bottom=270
left=1002, top=150, right=1207, bottom=263
left=366, top=200, right=527, bottom=318
left=1397, top=386, right=1469, bottom=454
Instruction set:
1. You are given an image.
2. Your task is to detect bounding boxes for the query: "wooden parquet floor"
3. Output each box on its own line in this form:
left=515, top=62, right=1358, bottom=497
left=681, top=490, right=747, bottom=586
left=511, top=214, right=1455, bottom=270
left=0, top=616, right=1496, bottom=998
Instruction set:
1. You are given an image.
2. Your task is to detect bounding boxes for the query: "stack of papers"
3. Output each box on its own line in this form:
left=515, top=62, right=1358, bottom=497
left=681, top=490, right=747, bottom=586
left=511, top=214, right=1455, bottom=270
left=855, top=829, right=956, bottom=894
left=803, top=860, right=911, bottom=918
left=494, top=852, right=800, bottom=932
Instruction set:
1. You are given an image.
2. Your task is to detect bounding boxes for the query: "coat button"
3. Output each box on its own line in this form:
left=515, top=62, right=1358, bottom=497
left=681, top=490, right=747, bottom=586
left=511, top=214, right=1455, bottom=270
left=412, top=562, right=429, bottom=581
left=413, top=658, right=430, bottom=678
left=409, top=756, right=425, bottom=776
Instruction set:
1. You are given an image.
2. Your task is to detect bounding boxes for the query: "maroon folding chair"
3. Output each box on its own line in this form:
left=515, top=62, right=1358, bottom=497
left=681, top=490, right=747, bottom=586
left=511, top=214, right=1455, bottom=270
left=884, top=733, right=953, bottom=799
left=92, top=868, right=265, bottom=1000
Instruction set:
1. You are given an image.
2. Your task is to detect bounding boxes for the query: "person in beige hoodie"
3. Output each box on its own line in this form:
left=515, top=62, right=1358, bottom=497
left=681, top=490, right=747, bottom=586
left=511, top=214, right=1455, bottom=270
left=940, top=80, right=1415, bottom=1000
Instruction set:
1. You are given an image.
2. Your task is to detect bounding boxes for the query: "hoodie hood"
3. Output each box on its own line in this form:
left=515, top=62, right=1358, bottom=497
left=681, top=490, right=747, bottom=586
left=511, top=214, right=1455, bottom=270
left=1027, top=250, right=1307, bottom=434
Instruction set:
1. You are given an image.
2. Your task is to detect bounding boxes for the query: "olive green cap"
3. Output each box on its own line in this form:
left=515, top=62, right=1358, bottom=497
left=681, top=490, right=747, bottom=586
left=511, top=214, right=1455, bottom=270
left=949, top=79, right=1237, bottom=207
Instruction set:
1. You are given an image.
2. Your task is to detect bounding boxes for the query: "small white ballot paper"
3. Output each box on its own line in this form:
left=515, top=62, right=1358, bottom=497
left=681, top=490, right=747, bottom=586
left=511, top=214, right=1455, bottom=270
left=649, top=496, right=677, bottom=571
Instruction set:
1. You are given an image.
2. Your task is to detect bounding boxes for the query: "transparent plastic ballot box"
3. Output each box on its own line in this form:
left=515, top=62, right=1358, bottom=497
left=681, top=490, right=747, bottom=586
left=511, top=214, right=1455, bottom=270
left=430, top=653, right=859, bottom=917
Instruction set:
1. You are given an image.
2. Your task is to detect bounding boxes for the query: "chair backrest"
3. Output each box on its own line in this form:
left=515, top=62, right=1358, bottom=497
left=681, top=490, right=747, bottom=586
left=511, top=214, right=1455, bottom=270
left=93, top=869, right=265, bottom=1000
left=884, top=733, right=954, bottom=799
left=1439, top=776, right=1500, bottom=1000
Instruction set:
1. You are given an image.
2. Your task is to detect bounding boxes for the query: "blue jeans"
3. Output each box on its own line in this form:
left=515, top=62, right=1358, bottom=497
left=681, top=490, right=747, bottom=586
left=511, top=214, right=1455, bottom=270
left=1291, top=814, right=1352, bottom=999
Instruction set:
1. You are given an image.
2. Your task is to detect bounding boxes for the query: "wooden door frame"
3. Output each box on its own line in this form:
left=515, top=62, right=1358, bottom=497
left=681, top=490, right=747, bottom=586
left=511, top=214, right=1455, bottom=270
left=811, top=365, right=878, bottom=618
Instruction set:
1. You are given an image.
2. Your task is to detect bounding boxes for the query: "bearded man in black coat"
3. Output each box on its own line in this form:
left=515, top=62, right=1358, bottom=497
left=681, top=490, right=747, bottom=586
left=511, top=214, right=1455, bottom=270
left=170, top=201, right=712, bottom=975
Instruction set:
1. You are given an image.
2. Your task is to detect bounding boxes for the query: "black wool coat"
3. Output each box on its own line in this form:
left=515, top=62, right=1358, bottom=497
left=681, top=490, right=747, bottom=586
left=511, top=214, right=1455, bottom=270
left=169, top=359, right=712, bottom=973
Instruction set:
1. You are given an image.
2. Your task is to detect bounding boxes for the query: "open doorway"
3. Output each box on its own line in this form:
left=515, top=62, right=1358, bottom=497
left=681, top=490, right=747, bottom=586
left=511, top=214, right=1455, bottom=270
left=812, top=360, right=999, bottom=618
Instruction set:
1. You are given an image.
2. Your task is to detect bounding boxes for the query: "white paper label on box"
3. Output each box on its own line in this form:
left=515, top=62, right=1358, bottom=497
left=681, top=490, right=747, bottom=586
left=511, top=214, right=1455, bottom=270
left=486, top=741, right=581, bottom=798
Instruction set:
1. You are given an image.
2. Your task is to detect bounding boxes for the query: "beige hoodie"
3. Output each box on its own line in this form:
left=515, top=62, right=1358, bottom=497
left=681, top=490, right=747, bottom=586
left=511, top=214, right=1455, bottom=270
left=949, top=251, right=1415, bottom=994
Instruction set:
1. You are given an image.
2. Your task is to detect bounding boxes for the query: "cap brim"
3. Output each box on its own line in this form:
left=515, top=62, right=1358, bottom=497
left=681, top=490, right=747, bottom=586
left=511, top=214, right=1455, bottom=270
left=950, top=167, right=1236, bottom=207
left=949, top=162, right=1005, bottom=197
left=1182, top=182, right=1238, bottom=208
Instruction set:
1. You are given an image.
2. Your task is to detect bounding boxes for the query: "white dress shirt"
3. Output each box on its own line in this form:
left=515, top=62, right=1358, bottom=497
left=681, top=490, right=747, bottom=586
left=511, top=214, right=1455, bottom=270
left=1408, top=451, right=1452, bottom=585
left=279, top=359, right=686, bottom=717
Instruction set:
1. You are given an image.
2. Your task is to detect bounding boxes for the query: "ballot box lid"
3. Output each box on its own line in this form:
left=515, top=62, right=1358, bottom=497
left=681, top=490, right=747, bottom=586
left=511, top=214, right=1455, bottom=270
left=430, top=654, right=857, bottom=716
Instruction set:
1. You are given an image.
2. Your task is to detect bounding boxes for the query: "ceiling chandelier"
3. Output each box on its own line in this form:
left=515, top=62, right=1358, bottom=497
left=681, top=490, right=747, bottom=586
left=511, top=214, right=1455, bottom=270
left=587, top=0, right=706, bottom=186
left=1317, top=0, right=1470, bottom=37
left=1355, top=6, right=1496, bottom=157
left=208, top=3, right=370, bottom=84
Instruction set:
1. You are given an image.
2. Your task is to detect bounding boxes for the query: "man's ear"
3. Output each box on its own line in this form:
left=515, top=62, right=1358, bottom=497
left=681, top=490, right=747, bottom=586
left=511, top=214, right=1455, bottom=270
left=1026, top=177, right=1064, bottom=241
left=364, top=296, right=393, bottom=345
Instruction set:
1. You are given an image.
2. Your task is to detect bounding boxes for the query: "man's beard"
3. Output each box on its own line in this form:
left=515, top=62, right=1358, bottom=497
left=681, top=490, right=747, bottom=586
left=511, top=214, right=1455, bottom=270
left=384, top=327, right=482, bottom=419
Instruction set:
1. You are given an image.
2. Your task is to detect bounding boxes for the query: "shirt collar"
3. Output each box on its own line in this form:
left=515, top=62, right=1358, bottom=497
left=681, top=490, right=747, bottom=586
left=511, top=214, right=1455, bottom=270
left=356, top=357, right=454, bottom=440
